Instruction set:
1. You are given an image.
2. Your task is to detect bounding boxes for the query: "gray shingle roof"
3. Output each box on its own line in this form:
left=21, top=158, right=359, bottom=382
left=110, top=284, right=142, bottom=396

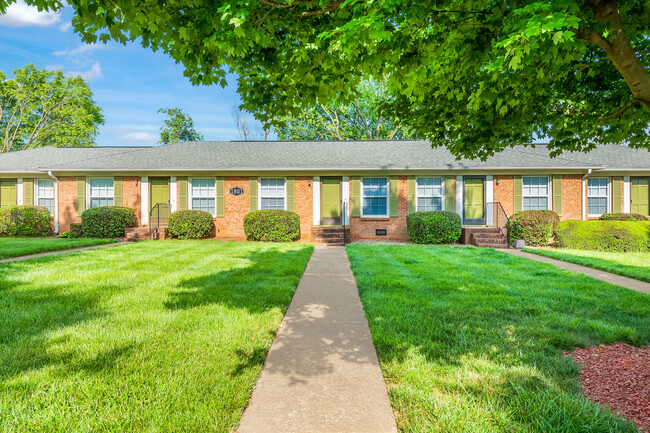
left=0, top=141, right=648, bottom=173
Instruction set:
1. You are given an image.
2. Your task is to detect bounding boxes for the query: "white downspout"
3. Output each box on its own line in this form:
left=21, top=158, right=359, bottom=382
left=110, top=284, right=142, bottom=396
left=48, top=171, right=59, bottom=233
left=581, top=169, right=592, bottom=221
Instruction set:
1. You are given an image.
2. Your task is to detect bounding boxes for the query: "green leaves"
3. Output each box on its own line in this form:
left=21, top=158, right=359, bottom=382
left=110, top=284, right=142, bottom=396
left=0, top=64, right=104, bottom=153
left=157, top=107, right=204, bottom=144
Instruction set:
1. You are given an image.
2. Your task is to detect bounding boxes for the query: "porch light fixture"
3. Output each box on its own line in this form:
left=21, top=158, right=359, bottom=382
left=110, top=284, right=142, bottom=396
left=496, top=177, right=500, bottom=185
left=135, top=178, right=139, bottom=186
left=308, top=180, right=311, bottom=187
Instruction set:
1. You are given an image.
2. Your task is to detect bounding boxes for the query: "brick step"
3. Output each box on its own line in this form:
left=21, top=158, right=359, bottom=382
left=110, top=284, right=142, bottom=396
left=313, top=233, right=345, bottom=239
left=471, top=233, right=504, bottom=239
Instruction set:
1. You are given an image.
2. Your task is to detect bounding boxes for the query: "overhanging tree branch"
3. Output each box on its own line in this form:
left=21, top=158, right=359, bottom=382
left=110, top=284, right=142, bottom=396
left=596, top=98, right=642, bottom=121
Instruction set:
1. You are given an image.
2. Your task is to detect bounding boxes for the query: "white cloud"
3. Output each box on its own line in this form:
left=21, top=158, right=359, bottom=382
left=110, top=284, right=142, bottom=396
left=118, top=132, right=158, bottom=144
left=67, top=62, right=103, bottom=81
left=0, top=1, right=60, bottom=27
left=53, top=43, right=106, bottom=57
left=45, top=64, right=64, bottom=71
left=59, top=21, right=71, bottom=32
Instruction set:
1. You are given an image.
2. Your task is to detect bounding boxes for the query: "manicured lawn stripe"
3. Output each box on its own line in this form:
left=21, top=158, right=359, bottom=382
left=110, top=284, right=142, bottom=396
left=0, top=237, right=116, bottom=259
left=347, top=244, right=650, bottom=433
left=524, top=248, right=650, bottom=283
left=0, top=241, right=313, bottom=432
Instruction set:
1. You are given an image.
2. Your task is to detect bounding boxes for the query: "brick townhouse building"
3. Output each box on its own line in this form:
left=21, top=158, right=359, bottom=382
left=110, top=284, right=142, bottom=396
left=0, top=140, right=649, bottom=242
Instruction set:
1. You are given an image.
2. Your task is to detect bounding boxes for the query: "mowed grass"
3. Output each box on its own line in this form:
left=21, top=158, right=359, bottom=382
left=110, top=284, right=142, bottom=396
left=0, top=241, right=313, bottom=432
left=524, top=248, right=650, bottom=283
left=347, top=245, right=650, bottom=433
left=0, top=237, right=116, bottom=259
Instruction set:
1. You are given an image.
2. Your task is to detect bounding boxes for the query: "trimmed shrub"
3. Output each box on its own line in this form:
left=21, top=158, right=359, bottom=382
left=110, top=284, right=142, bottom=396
left=554, top=220, right=650, bottom=252
left=167, top=210, right=214, bottom=239
left=81, top=206, right=137, bottom=238
left=243, top=210, right=300, bottom=242
left=58, top=231, right=72, bottom=238
left=599, top=212, right=648, bottom=221
left=507, top=210, right=560, bottom=247
left=69, top=222, right=83, bottom=238
left=0, top=205, right=51, bottom=237
left=406, top=211, right=462, bottom=244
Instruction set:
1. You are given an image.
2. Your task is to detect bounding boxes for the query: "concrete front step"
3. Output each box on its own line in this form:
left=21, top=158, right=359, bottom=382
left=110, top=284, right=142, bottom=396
left=474, top=242, right=509, bottom=248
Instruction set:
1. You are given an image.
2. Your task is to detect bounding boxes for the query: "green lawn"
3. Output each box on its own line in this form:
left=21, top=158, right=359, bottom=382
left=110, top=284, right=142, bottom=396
left=0, top=241, right=313, bottom=432
left=0, top=237, right=117, bottom=259
left=347, top=245, right=650, bottom=433
left=524, top=248, right=650, bottom=283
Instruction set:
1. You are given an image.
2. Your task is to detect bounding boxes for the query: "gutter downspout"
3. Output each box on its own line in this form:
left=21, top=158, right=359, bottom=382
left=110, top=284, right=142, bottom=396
left=48, top=171, right=59, bottom=234
left=581, top=169, right=592, bottom=221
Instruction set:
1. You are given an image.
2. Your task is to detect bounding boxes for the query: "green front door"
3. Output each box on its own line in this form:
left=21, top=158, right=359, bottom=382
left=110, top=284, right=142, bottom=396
left=150, top=178, right=170, bottom=223
left=321, top=177, right=341, bottom=225
left=0, top=180, right=16, bottom=208
left=463, top=177, right=485, bottom=225
left=631, top=178, right=649, bottom=216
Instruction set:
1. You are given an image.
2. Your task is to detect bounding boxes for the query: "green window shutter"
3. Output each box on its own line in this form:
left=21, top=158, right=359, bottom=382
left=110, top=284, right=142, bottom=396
left=407, top=177, right=416, bottom=215
left=445, top=176, right=455, bottom=212
left=249, top=177, right=258, bottom=212
left=351, top=177, right=360, bottom=217
left=389, top=176, right=399, bottom=217
left=286, top=177, right=295, bottom=212
left=76, top=177, right=85, bottom=216
left=552, top=175, right=562, bottom=216
left=178, top=177, right=188, bottom=210
left=113, top=177, right=122, bottom=206
left=612, top=177, right=622, bottom=213
left=513, top=176, right=522, bottom=213
left=216, top=177, right=225, bottom=217
left=0, top=180, right=16, bottom=208
left=24, top=178, right=34, bottom=205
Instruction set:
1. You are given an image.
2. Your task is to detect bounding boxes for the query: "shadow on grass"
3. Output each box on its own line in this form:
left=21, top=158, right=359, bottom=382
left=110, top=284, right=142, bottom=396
left=347, top=244, right=650, bottom=432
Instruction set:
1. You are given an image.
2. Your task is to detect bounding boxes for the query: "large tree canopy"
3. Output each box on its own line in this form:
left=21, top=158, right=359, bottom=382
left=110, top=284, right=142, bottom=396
left=5, top=0, right=648, bottom=158
left=0, top=64, right=103, bottom=153
left=157, top=107, right=204, bottom=144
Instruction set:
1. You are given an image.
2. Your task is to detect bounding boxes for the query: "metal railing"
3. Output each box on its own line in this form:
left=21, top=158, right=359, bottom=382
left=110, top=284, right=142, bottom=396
left=149, top=203, right=171, bottom=240
left=341, top=200, right=347, bottom=245
left=486, top=202, right=510, bottom=247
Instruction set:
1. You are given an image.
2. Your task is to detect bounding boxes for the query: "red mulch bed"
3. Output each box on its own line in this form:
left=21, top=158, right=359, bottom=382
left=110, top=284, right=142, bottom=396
left=565, top=343, right=650, bottom=431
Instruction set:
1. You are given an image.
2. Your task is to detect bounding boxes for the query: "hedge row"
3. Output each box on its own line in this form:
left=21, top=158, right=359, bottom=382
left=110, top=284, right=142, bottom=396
left=0, top=206, right=51, bottom=237
left=81, top=206, right=137, bottom=238
left=244, top=210, right=300, bottom=242
left=507, top=210, right=560, bottom=247
left=168, top=210, right=214, bottom=239
left=406, top=211, right=462, bottom=244
left=554, top=220, right=650, bottom=252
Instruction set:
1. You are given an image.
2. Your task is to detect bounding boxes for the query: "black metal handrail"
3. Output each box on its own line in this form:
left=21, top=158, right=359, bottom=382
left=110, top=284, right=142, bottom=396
left=341, top=200, right=347, bottom=245
left=486, top=201, right=510, bottom=247
left=149, top=203, right=170, bottom=240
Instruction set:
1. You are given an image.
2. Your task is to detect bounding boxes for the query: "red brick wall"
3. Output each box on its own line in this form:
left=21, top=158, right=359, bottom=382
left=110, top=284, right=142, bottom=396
left=563, top=175, right=583, bottom=220
left=123, top=176, right=141, bottom=226
left=57, top=176, right=80, bottom=232
left=349, top=176, right=409, bottom=241
left=494, top=175, right=514, bottom=217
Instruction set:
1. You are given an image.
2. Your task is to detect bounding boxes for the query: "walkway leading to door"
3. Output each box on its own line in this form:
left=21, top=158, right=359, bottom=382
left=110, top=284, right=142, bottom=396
left=501, top=249, right=650, bottom=295
left=238, top=246, right=397, bottom=433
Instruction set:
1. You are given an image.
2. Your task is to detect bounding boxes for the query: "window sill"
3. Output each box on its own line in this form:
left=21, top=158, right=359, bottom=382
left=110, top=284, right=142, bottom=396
left=359, top=217, right=391, bottom=221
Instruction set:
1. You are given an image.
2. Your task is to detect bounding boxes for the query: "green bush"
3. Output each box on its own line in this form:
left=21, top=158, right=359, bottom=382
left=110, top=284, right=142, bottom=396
left=243, top=210, right=300, bottom=242
left=58, top=231, right=72, bottom=238
left=81, top=206, right=137, bottom=238
left=599, top=212, right=648, bottom=221
left=507, top=210, right=559, bottom=247
left=406, top=211, right=462, bottom=244
left=69, top=222, right=83, bottom=238
left=167, top=210, right=214, bottom=239
left=554, top=220, right=650, bottom=252
left=0, top=205, right=51, bottom=237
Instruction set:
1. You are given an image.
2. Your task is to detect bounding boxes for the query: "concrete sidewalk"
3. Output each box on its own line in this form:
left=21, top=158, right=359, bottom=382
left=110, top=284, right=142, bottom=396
left=0, top=242, right=124, bottom=264
left=501, top=249, right=650, bottom=295
left=238, top=246, right=397, bottom=433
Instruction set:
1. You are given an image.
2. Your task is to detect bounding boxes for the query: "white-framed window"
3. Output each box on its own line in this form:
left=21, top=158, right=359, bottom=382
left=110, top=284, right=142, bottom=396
left=36, top=179, right=54, bottom=214
left=361, top=177, right=389, bottom=217
left=522, top=176, right=550, bottom=211
left=88, top=178, right=114, bottom=208
left=260, top=178, right=286, bottom=210
left=588, top=177, right=609, bottom=216
left=190, top=178, right=216, bottom=216
left=417, top=177, right=444, bottom=211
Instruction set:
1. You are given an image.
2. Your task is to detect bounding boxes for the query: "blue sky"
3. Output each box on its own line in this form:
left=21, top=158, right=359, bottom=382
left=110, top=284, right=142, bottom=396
left=0, top=1, right=262, bottom=146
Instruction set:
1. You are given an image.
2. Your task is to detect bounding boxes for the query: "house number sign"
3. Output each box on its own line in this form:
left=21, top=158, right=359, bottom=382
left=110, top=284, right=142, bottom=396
left=229, top=187, right=245, bottom=196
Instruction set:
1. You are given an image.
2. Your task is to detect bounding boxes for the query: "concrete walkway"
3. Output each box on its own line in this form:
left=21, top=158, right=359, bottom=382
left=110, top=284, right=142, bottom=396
left=0, top=242, right=124, bottom=263
left=238, top=246, right=397, bottom=433
left=501, top=249, right=650, bottom=295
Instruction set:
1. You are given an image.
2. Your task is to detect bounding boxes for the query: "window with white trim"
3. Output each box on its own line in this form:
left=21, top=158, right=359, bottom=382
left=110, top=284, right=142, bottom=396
left=260, top=178, right=285, bottom=210
left=89, top=178, right=114, bottom=208
left=588, top=178, right=608, bottom=216
left=417, top=177, right=443, bottom=211
left=36, top=179, right=54, bottom=214
left=190, top=178, right=216, bottom=216
left=362, top=177, right=388, bottom=217
left=522, top=177, right=549, bottom=210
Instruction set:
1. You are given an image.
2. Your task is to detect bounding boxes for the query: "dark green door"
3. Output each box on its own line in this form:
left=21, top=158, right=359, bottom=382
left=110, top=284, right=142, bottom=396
left=150, top=178, right=170, bottom=223
left=463, top=177, right=485, bottom=225
left=321, top=177, right=341, bottom=225
left=0, top=180, right=16, bottom=208
left=631, top=178, right=649, bottom=216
